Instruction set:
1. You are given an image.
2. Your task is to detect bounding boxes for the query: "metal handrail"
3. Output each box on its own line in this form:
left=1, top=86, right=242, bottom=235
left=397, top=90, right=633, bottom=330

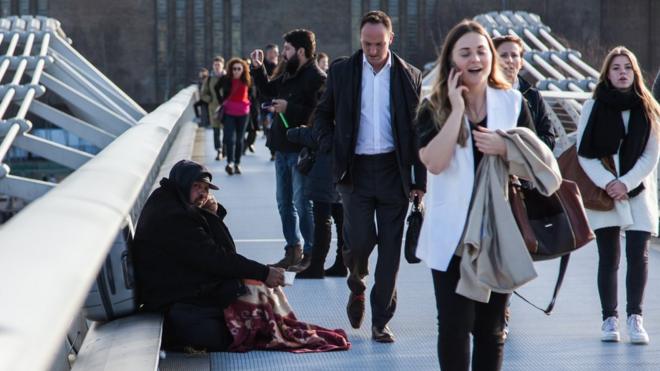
left=0, top=86, right=196, bottom=371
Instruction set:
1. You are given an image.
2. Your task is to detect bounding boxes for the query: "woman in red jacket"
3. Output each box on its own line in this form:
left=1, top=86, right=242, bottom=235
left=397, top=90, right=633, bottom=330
left=216, top=58, right=252, bottom=175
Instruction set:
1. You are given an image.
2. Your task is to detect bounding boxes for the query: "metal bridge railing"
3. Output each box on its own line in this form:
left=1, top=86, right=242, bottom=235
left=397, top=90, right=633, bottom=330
left=0, top=15, right=198, bottom=371
left=0, top=85, right=196, bottom=371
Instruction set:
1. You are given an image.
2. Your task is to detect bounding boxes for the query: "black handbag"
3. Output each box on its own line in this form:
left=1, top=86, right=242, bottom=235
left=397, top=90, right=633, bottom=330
left=296, top=147, right=316, bottom=175
left=404, top=195, right=424, bottom=264
left=509, top=179, right=594, bottom=314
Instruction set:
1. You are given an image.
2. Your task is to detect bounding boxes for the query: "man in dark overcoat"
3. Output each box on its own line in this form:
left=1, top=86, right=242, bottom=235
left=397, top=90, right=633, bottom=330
left=314, top=11, right=427, bottom=343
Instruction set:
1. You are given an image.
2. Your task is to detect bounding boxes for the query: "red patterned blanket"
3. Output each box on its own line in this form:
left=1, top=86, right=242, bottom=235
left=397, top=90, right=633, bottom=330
left=224, top=280, right=351, bottom=353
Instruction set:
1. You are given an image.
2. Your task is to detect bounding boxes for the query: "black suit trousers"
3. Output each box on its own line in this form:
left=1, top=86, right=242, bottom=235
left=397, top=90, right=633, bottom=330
left=338, top=152, right=408, bottom=328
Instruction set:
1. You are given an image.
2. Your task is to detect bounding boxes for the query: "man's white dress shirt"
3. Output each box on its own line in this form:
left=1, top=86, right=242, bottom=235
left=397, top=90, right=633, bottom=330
left=356, top=53, right=395, bottom=155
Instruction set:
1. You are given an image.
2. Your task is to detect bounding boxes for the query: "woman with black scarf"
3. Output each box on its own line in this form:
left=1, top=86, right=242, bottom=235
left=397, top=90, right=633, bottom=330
left=577, top=46, right=660, bottom=345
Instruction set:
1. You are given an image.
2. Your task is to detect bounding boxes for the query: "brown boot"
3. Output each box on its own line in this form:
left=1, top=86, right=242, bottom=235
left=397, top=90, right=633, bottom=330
left=271, top=244, right=303, bottom=269
left=288, top=253, right=311, bottom=273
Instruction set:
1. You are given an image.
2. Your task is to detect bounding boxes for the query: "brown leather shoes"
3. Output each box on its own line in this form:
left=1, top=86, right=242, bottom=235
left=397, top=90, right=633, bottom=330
left=372, top=325, right=395, bottom=343
left=346, top=293, right=365, bottom=329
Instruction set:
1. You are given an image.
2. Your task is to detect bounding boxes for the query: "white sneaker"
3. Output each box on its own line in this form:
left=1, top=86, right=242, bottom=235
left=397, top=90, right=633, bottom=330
left=627, top=314, right=650, bottom=345
left=601, top=316, right=620, bottom=342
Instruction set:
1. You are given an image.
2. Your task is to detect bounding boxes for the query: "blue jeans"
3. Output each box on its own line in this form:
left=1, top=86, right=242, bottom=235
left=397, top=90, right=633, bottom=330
left=275, top=151, right=313, bottom=253
left=222, top=114, right=248, bottom=164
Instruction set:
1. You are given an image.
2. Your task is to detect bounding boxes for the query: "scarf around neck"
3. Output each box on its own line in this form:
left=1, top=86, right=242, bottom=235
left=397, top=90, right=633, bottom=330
left=578, top=84, right=650, bottom=197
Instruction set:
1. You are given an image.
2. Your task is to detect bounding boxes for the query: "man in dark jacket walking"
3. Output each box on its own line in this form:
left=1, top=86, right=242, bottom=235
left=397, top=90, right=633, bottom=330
left=133, top=159, right=284, bottom=351
left=314, top=11, right=426, bottom=343
left=250, top=29, right=326, bottom=272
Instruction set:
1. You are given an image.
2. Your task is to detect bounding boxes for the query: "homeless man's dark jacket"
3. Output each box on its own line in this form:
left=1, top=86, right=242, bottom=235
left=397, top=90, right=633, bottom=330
left=251, top=59, right=326, bottom=153
left=133, top=178, right=269, bottom=312
left=314, top=50, right=427, bottom=195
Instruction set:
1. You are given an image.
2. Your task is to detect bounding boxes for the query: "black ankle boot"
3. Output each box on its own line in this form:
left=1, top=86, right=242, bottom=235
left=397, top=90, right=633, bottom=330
left=324, top=260, right=348, bottom=277
left=324, top=251, right=348, bottom=277
left=296, top=258, right=324, bottom=279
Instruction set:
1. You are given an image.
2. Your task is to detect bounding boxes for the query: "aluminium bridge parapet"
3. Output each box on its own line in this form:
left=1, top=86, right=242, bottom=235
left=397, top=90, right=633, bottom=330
left=0, top=85, right=197, bottom=371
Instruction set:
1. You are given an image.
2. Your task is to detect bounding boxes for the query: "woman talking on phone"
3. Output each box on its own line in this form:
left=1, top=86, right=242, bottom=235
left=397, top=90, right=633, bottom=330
left=577, top=47, right=660, bottom=344
left=414, top=20, right=534, bottom=370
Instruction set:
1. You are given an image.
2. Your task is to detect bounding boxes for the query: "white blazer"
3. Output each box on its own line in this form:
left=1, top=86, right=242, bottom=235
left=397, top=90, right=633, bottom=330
left=416, top=86, right=523, bottom=271
left=577, top=99, right=659, bottom=235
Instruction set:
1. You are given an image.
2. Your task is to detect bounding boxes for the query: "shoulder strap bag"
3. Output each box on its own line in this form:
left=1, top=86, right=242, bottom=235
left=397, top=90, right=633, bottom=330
left=509, top=178, right=595, bottom=314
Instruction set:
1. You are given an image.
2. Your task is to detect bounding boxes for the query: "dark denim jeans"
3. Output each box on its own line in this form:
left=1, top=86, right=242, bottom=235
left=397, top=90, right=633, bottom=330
left=274, top=151, right=313, bottom=253
left=222, top=114, right=249, bottom=164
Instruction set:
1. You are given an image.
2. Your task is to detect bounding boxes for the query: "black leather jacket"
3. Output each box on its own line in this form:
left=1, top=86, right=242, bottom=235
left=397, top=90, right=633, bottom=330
left=518, top=76, right=556, bottom=150
left=251, top=60, right=326, bottom=153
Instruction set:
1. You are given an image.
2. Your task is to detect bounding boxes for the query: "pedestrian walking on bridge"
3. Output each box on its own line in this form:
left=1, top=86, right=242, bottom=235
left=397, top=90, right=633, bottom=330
left=250, top=29, right=326, bottom=272
left=577, top=46, right=660, bottom=345
left=201, top=56, right=227, bottom=160
left=214, top=58, right=253, bottom=175
left=416, top=20, right=541, bottom=370
left=315, top=10, right=426, bottom=343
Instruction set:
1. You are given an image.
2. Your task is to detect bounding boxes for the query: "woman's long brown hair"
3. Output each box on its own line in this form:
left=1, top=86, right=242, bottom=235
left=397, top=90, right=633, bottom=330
left=596, top=46, right=660, bottom=127
left=417, top=20, right=509, bottom=147
left=227, top=58, right=252, bottom=87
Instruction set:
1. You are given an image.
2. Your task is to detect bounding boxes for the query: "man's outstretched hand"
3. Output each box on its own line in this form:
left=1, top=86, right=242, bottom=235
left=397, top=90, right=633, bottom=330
left=265, top=267, right=285, bottom=287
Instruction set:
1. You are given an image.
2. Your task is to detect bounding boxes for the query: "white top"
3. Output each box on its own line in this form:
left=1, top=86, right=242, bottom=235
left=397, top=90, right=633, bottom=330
left=416, top=87, right=523, bottom=271
left=355, top=53, right=395, bottom=155
left=576, top=99, right=659, bottom=234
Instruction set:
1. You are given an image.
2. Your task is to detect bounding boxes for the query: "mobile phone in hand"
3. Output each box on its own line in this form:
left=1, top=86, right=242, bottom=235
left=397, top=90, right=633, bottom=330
left=450, top=61, right=464, bottom=86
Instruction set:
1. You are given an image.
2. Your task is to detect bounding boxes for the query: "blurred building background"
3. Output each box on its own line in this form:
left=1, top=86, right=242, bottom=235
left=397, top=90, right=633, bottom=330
left=2, top=0, right=658, bottom=109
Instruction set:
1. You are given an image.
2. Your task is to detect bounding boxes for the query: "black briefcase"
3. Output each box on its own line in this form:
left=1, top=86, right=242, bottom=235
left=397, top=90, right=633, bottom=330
left=404, top=196, right=424, bottom=264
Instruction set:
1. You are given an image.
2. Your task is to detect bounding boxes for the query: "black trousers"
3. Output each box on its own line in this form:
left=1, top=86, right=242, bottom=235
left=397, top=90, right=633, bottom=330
left=162, top=302, right=232, bottom=352
left=339, top=152, right=408, bottom=328
left=312, top=201, right=344, bottom=262
left=594, top=227, right=649, bottom=320
left=212, top=126, right=223, bottom=151
left=432, top=256, right=509, bottom=371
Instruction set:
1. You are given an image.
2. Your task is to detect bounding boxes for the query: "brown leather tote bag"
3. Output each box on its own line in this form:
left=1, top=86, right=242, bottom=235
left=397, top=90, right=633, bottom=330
left=557, top=145, right=614, bottom=211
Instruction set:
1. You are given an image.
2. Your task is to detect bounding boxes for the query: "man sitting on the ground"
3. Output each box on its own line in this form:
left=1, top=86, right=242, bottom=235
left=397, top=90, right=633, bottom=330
left=133, top=159, right=350, bottom=352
